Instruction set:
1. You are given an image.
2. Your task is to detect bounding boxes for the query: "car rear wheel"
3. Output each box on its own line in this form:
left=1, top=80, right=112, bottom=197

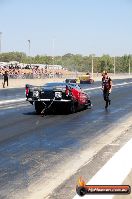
left=35, top=101, right=44, bottom=114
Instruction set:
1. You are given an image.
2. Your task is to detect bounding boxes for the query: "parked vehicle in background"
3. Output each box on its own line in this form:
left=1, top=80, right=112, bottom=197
left=26, top=82, right=92, bottom=115
left=65, top=78, right=77, bottom=83
left=78, top=73, right=94, bottom=84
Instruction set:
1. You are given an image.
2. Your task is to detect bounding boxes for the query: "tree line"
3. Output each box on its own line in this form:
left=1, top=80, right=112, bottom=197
left=0, top=52, right=131, bottom=73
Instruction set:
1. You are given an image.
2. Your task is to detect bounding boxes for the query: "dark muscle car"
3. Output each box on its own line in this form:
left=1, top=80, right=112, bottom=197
left=25, top=82, right=91, bottom=114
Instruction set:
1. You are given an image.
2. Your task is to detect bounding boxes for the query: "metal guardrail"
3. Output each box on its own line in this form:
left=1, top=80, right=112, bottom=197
left=0, top=73, right=65, bottom=79
left=1, top=73, right=131, bottom=80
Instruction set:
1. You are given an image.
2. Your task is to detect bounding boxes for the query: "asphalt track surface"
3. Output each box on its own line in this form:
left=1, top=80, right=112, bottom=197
left=0, top=79, right=132, bottom=199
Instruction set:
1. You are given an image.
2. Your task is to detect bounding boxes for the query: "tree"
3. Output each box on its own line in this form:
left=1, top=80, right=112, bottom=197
left=0, top=51, right=131, bottom=73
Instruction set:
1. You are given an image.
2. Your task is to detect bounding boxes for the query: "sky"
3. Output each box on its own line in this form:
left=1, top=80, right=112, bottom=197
left=0, top=0, right=132, bottom=56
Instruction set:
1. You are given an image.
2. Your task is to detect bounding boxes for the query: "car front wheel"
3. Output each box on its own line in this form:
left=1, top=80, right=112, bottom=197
left=67, top=101, right=77, bottom=114
left=84, top=100, right=92, bottom=109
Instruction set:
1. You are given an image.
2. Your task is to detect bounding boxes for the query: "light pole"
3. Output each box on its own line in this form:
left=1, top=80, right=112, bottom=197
left=113, top=56, right=116, bottom=75
left=28, top=40, right=31, bottom=65
left=28, top=40, right=31, bottom=56
left=0, top=32, right=2, bottom=53
left=52, top=56, right=55, bottom=78
left=52, top=39, right=55, bottom=78
left=129, top=54, right=131, bottom=75
left=91, top=54, right=95, bottom=78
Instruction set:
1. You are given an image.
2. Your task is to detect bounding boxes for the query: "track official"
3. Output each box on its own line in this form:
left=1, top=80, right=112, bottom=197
left=102, top=71, right=112, bottom=109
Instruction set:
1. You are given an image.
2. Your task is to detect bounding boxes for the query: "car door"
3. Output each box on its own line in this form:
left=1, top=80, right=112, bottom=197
left=70, top=84, right=80, bottom=101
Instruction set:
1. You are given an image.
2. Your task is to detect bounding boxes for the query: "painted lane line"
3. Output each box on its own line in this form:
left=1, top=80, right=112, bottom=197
left=83, top=86, right=101, bottom=91
left=0, top=98, right=25, bottom=105
left=73, top=137, right=132, bottom=199
left=83, top=81, right=132, bottom=91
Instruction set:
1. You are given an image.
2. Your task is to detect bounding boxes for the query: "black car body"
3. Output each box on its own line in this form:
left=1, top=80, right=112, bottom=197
left=26, top=82, right=91, bottom=114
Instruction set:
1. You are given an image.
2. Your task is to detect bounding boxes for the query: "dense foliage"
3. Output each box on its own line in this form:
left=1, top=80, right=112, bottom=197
left=0, top=52, right=131, bottom=73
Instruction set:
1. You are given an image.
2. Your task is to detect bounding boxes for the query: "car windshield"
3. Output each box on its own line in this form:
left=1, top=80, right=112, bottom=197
left=43, top=82, right=66, bottom=87
left=65, top=79, right=76, bottom=83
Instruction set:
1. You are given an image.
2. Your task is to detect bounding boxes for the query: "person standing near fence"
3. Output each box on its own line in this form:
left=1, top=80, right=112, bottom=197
left=3, top=71, right=9, bottom=88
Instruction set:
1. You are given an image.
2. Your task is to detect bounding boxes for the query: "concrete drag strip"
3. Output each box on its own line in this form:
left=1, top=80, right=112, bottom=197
left=20, top=113, right=132, bottom=199
left=0, top=81, right=132, bottom=106
left=73, top=138, right=132, bottom=199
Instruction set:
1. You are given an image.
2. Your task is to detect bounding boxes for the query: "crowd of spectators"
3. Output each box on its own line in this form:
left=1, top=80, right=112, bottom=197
left=0, top=63, right=64, bottom=79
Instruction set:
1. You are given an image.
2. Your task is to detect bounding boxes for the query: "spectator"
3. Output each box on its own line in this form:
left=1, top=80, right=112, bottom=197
left=3, top=71, right=9, bottom=88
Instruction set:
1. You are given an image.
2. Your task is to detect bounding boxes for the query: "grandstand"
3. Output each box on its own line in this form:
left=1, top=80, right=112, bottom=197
left=0, top=62, right=72, bottom=79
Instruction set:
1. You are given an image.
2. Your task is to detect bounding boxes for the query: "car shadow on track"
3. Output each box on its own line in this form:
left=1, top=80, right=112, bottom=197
left=22, top=108, right=89, bottom=116
left=23, top=111, right=37, bottom=115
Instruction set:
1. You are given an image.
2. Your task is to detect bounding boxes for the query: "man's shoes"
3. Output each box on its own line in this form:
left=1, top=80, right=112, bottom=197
left=105, top=105, right=108, bottom=109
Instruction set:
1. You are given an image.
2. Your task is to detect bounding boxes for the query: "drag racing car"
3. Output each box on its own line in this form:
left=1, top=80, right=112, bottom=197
left=25, top=82, right=91, bottom=115
left=78, top=73, right=94, bottom=84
